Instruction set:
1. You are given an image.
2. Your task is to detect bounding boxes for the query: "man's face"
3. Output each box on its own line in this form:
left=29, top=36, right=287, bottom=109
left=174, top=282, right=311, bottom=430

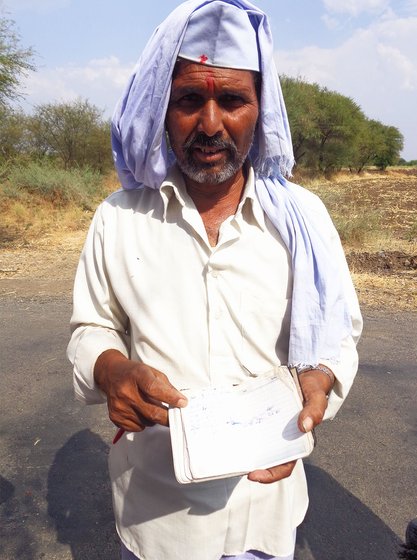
left=166, top=61, right=259, bottom=187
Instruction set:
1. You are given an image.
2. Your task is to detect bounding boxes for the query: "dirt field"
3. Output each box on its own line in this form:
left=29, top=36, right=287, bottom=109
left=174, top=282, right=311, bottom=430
left=0, top=170, right=416, bottom=309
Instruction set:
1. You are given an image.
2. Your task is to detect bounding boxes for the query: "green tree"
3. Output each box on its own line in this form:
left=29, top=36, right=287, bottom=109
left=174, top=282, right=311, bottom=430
left=347, top=119, right=386, bottom=173
left=83, top=120, right=112, bottom=173
left=373, top=125, right=404, bottom=170
left=283, top=77, right=367, bottom=173
left=0, top=16, right=35, bottom=108
left=28, top=99, right=112, bottom=171
left=0, top=107, right=30, bottom=162
left=280, top=76, right=321, bottom=163
left=314, top=89, right=365, bottom=173
left=282, top=76, right=405, bottom=174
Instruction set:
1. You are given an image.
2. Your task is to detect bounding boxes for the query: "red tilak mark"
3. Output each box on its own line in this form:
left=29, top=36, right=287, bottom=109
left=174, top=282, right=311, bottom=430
left=206, top=75, right=215, bottom=94
left=199, top=54, right=208, bottom=64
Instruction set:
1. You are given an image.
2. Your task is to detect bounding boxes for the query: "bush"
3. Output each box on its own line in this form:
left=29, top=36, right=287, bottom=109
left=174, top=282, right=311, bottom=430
left=334, top=210, right=381, bottom=245
left=2, top=161, right=107, bottom=209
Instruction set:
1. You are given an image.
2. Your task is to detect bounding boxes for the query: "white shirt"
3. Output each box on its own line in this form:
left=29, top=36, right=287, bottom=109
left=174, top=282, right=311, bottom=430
left=67, top=166, right=362, bottom=560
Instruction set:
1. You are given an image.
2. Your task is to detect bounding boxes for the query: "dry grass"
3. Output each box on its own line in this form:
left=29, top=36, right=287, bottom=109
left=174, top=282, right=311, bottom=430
left=305, top=169, right=417, bottom=252
left=0, top=170, right=119, bottom=247
left=303, top=168, right=417, bottom=310
left=352, top=272, right=417, bottom=311
left=0, top=169, right=119, bottom=297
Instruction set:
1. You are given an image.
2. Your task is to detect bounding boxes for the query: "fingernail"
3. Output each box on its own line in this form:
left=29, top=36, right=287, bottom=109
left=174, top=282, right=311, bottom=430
left=302, top=417, right=313, bottom=432
left=177, top=398, right=188, bottom=407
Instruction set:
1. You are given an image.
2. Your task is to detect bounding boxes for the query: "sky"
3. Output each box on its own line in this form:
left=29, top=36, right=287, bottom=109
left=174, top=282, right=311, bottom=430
left=1, top=0, right=416, bottom=160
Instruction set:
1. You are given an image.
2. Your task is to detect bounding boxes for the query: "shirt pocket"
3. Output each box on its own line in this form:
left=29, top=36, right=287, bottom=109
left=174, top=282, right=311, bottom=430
left=240, top=292, right=292, bottom=374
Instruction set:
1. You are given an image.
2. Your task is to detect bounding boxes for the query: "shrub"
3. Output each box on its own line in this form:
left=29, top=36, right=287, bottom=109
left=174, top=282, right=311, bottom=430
left=334, top=211, right=381, bottom=245
left=2, top=161, right=107, bottom=209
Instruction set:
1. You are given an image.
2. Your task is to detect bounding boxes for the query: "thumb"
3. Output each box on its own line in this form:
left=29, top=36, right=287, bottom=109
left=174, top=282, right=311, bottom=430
left=298, top=392, right=327, bottom=433
left=299, top=415, right=314, bottom=433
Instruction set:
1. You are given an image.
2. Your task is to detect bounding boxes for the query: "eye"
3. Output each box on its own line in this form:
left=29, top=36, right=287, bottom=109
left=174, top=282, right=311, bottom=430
left=175, top=93, right=204, bottom=108
left=219, top=93, right=246, bottom=108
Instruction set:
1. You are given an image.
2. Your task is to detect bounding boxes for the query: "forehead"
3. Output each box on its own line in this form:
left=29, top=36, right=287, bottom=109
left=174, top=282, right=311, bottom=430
left=172, top=60, right=257, bottom=92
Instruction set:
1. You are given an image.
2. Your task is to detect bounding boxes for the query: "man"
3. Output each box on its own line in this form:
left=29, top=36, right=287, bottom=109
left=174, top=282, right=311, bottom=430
left=67, top=1, right=362, bottom=559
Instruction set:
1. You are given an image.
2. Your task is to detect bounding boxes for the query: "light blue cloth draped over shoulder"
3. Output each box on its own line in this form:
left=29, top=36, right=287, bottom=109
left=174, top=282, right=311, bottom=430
left=111, top=0, right=353, bottom=367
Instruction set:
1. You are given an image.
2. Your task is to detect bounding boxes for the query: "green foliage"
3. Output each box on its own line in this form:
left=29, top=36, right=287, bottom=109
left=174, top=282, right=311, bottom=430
left=347, top=119, right=383, bottom=173
left=0, top=107, right=31, bottom=162
left=2, top=160, right=107, bottom=209
left=373, top=125, right=404, bottom=170
left=281, top=76, right=404, bottom=173
left=279, top=77, right=321, bottom=161
left=397, top=158, right=417, bottom=166
left=315, top=89, right=364, bottom=174
left=0, top=16, right=35, bottom=108
left=0, top=99, right=113, bottom=172
left=28, top=99, right=112, bottom=171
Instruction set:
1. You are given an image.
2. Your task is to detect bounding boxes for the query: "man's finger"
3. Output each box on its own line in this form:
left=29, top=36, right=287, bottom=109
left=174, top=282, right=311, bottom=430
left=131, top=399, right=169, bottom=426
left=247, top=461, right=296, bottom=484
left=110, top=415, right=146, bottom=433
left=137, top=369, right=188, bottom=408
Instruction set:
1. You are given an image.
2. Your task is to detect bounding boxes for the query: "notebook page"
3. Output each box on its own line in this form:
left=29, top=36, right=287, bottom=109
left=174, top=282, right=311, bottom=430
left=179, top=373, right=310, bottom=479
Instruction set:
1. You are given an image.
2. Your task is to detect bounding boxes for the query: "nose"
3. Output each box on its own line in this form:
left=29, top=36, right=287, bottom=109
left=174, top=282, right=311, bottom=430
left=197, top=100, right=224, bottom=137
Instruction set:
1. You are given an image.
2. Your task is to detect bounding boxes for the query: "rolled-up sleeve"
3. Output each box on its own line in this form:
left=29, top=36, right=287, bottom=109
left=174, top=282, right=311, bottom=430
left=67, top=203, right=130, bottom=404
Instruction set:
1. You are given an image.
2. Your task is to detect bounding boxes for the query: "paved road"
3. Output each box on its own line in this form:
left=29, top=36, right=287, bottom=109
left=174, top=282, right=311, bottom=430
left=0, top=295, right=416, bottom=560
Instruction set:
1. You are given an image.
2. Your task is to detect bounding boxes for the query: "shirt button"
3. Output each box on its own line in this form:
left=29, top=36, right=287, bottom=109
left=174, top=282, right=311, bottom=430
left=211, top=270, right=219, bottom=278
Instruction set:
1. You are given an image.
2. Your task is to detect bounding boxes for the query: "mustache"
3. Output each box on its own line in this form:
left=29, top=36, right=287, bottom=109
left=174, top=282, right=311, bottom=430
left=182, top=132, right=238, bottom=153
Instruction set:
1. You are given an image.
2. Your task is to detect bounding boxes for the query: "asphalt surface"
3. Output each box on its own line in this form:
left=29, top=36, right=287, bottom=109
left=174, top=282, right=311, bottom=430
left=0, top=295, right=416, bottom=560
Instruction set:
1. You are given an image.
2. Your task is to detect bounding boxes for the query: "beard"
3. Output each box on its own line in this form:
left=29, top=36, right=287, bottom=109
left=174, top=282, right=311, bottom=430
left=175, top=132, right=252, bottom=185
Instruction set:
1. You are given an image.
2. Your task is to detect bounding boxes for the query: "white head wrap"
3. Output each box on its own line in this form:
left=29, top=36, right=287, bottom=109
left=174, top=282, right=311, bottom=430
left=111, top=0, right=354, bottom=366
left=178, top=1, right=260, bottom=71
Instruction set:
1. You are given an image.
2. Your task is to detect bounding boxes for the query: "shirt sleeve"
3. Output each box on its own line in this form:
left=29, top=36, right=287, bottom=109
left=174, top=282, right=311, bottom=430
left=321, top=225, right=363, bottom=420
left=67, top=203, right=130, bottom=404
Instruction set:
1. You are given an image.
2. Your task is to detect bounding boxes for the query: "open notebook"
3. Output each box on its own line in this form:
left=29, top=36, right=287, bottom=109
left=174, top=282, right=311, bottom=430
left=169, top=366, right=315, bottom=484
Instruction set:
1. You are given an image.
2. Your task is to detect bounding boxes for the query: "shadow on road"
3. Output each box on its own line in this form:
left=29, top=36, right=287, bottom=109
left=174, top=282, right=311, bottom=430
left=47, top=429, right=120, bottom=560
left=296, top=463, right=402, bottom=559
left=0, top=475, right=15, bottom=505
left=0, top=474, right=36, bottom=560
left=46, top=432, right=403, bottom=560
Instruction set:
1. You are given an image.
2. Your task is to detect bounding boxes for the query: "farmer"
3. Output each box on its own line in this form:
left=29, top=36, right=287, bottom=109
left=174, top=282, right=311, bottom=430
left=67, top=2, right=362, bottom=559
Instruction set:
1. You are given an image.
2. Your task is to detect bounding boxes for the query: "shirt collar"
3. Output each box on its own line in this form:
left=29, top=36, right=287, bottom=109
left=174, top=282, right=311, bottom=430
left=160, top=165, right=189, bottom=220
left=160, top=164, right=266, bottom=231
left=237, top=166, right=266, bottom=232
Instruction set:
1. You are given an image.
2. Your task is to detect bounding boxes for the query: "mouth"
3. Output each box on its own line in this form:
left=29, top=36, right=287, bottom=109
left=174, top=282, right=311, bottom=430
left=192, top=145, right=227, bottom=163
left=196, top=146, right=222, bottom=153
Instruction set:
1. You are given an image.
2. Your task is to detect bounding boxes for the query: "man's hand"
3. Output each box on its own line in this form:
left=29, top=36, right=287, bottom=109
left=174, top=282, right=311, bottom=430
left=247, top=367, right=332, bottom=484
left=94, top=349, right=188, bottom=432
